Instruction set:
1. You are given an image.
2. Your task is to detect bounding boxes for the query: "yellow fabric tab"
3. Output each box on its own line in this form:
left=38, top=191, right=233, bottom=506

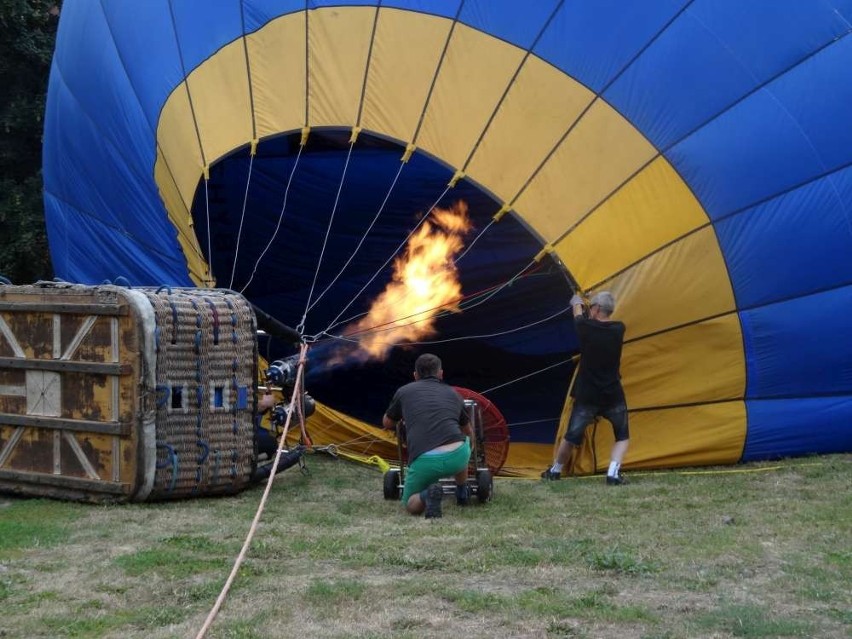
left=202, top=165, right=210, bottom=181
left=448, top=169, right=465, bottom=187
left=300, top=127, right=311, bottom=146
left=401, top=143, right=416, bottom=162
left=533, top=244, right=554, bottom=262
left=349, top=126, right=362, bottom=144
left=250, top=138, right=258, bottom=155
left=493, top=203, right=511, bottom=222
left=555, top=156, right=708, bottom=288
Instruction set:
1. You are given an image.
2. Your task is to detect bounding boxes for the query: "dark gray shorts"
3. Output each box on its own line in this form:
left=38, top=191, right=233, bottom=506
left=564, top=401, right=629, bottom=445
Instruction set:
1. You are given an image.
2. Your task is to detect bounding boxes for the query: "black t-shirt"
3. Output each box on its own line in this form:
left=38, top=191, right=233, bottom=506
left=571, top=317, right=626, bottom=406
left=385, top=377, right=470, bottom=462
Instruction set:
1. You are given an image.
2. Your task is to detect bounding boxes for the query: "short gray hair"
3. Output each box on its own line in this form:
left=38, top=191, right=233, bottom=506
left=415, top=353, right=442, bottom=378
left=590, top=291, right=615, bottom=314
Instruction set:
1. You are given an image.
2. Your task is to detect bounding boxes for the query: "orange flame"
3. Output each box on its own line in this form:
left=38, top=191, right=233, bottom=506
left=342, top=201, right=471, bottom=362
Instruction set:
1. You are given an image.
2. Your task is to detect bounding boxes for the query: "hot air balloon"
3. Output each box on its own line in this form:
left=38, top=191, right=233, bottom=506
left=40, top=0, right=852, bottom=478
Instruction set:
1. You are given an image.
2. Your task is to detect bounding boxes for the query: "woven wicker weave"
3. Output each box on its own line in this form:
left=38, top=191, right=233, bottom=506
left=143, top=289, right=257, bottom=499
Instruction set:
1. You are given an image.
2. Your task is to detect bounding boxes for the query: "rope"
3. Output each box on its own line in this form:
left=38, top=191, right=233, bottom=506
left=320, top=183, right=453, bottom=336
left=506, top=417, right=563, bottom=427
left=229, top=152, right=256, bottom=289
left=306, top=159, right=406, bottom=315
left=480, top=356, right=577, bottom=396
left=240, top=143, right=305, bottom=294
left=318, top=237, right=538, bottom=340
left=204, top=177, right=213, bottom=283
left=314, top=260, right=544, bottom=345
left=453, top=218, right=494, bottom=265
left=455, top=259, right=536, bottom=315
left=297, top=141, right=356, bottom=334
left=194, top=343, right=308, bottom=639
left=325, top=303, right=572, bottom=348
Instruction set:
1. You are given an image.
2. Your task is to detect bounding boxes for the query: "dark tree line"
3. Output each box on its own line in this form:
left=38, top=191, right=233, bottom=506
left=0, top=0, right=59, bottom=283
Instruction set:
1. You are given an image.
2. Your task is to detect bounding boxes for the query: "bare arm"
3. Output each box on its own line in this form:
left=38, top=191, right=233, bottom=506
left=257, top=393, right=277, bottom=413
left=570, top=293, right=585, bottom=318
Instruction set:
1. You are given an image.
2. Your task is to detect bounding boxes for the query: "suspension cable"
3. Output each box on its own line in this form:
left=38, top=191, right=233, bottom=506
left=311, top=260, right=545, bottom=342
left=203, top=176, right=213, bottom=283
left=298, top=139, right=356, bottom=334
left=306, top=159, right=406, bottom=314
left=229, top=150, right=256, bottom=289
left=479, top=356, right=576, bottom=395
left=320, top=183, right=453, bottom=335
left=323, top=304, right=572, bottom=348
left=239, top=143, right=305, bottom=294
left=454, top=218, right=495, bottom=265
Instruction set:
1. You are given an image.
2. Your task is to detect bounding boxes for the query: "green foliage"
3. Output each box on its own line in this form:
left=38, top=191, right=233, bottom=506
left=0, top=0, right=58, bottom=282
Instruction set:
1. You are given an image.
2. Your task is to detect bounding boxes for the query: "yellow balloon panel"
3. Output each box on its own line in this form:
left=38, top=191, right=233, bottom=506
left=156, top=84, right=203, bottom=213
left=154, top=151, right=210, bottom=287
left=622, top=314, right=746, bottom=409
left=361, top=9, right=452, bottom=144
left=601, top=226, right=737, bottom=340
left=555, top=156, right=709, bottom=288
left=514, top=99, right=657, bottom=244
left=573, top=401, right=746, bottom=473
left=247, top=14, right=307, bottom=138
left=308, top=7, right=375, bottom=126
left=309, top=401, right=399, bottom=461
left=502, top=442, right=552, bottom=476
left=186, top=42, right=253, bottom=170
left=417, top=24, right=525, bottom=170
left=465, top=56, right=595, bottom=208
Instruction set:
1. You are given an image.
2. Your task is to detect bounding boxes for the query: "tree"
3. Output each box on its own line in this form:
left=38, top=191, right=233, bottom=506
left=0, top=0, right=59, bottom=283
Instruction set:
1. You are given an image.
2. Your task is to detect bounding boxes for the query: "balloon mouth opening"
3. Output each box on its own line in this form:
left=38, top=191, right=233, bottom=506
left=189, top=128, right=578, bottom=442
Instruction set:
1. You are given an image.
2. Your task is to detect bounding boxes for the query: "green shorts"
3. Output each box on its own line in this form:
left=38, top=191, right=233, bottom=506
left=401, top=438, right=471, bottom=504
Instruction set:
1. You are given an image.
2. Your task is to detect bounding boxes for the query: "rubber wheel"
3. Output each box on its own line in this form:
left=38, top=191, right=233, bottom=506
left=383, top=469, right=401, bottom=500
left=476, top=469, right=493, bottom=504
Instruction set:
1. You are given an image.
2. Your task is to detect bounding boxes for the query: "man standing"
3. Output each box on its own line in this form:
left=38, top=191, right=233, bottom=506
left=542, top=291, right=630, bottom=485
left=383, top=353, right=473, bottom=518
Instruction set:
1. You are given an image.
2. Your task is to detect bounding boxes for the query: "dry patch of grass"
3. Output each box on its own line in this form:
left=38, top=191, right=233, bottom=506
left=0, top=454, right=850, bottom=639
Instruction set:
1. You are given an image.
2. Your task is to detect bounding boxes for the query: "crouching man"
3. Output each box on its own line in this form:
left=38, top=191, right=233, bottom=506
left=382, top=353, right=473, bottom=519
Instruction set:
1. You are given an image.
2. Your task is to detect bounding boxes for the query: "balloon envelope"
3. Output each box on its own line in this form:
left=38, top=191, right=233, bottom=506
left=43, top=1, right=852, bottom=474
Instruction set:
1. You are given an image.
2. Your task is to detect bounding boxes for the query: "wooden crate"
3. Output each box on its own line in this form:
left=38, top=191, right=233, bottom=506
left=0, top=283, right=258, bottom=502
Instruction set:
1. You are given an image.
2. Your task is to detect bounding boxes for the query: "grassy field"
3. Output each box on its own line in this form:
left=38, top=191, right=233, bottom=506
left=0, top=454, right=850, bottom=639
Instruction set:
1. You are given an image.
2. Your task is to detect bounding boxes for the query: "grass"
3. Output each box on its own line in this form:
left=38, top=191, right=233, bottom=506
left=0, top=454, right=849, bottom=638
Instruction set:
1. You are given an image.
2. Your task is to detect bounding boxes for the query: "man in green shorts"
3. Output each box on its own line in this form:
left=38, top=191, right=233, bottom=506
left=382, top=353, right=473, bottom=519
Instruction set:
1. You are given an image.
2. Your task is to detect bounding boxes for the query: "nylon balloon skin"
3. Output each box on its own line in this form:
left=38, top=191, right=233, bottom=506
left=43, top=1, right=852, bottom=474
